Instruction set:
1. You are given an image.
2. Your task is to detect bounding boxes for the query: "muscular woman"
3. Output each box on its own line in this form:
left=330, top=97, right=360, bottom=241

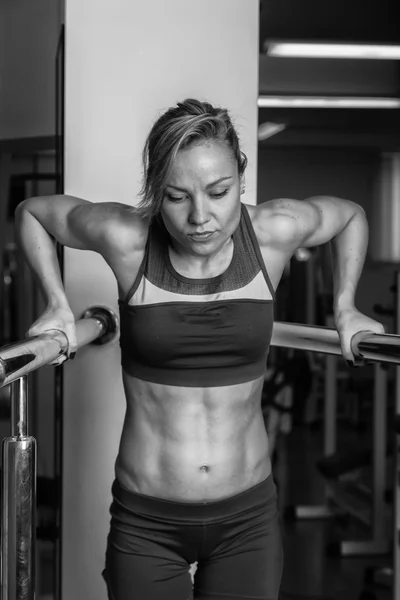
left=15, top=99, right=384, bottom=600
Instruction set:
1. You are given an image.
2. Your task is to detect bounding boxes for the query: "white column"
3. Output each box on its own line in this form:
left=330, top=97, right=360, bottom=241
left=63, top=2, right=259, bottom=598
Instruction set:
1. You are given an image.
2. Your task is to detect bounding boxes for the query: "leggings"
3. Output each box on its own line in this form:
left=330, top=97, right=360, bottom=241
left=103, top=474, right=283, bottom=600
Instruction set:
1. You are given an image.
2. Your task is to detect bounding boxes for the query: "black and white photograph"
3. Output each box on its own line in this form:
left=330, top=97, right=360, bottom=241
left=0, top=2, right=399, bottom=599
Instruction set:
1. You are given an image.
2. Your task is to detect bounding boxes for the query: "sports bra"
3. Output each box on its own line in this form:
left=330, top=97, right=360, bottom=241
left=118, top=203, right=275, bottom=387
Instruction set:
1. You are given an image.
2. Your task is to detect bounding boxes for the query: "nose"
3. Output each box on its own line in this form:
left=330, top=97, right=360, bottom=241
left=188, top=198, right=211, bottom=226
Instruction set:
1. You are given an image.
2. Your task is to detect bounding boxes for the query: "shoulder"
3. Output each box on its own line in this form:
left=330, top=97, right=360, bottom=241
left=244, top=199, right=321, bottom=250
left=72, top=201, right=150, bottom=256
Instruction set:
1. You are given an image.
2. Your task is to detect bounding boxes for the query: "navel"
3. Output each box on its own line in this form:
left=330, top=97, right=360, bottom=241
left=199, top=465, right=210, bottom=473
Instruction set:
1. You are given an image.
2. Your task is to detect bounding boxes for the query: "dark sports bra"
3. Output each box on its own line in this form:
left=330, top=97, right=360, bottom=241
left=118, top=203, right=275, bottom=387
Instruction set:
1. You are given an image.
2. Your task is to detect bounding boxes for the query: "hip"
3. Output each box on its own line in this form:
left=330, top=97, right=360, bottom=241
left=109, top=470, right=278, bottom=526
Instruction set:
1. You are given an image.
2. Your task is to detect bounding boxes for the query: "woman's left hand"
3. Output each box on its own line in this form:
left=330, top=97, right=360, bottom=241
left=334, top=307, right=385, bottom=366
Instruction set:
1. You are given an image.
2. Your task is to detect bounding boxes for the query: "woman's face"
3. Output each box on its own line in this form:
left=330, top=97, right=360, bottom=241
left=160, top=140, right=243, bottom=257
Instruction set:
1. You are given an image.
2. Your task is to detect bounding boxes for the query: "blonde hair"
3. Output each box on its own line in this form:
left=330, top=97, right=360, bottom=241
left=135, top=98, right=247, bottom=221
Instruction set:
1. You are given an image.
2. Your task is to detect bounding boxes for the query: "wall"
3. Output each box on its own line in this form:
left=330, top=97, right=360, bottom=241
left=62, top=1, right=259, bottom=598
left=257, top=146, right=395, bottom=328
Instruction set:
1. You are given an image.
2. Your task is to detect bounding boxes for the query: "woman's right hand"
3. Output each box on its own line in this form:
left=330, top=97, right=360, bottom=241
left=26, top=305, right=78, bottom=365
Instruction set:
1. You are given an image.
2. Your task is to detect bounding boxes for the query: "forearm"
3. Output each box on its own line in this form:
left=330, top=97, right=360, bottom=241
left=331, top=205, right=369, bottom=313
left=15, top=205, right=70, bottom=309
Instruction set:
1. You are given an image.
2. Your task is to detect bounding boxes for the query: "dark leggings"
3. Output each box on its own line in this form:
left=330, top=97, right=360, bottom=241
left=103, top=474, right=283, bottom=600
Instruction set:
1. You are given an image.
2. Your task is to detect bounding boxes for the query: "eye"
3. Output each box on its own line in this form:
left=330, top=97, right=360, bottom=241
left=210, top=189, right=228, bottom=199
left=167, top=194, right=185, bottom=202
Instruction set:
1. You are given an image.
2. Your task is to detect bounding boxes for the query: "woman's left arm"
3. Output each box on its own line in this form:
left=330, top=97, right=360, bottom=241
left=304, top=196, right=368, bottom=314
left=263, top=195, right=385, bottom=364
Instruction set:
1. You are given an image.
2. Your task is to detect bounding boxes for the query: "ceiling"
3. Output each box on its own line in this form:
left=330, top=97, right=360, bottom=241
left=259, top=0, right=400, bottom=47
left=258, top=0, right=400, bottom=149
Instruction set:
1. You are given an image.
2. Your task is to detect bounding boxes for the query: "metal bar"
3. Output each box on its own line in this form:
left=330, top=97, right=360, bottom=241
left=394, top=401, right=400, bottom=600
left=372, top=363, right=388, bottom=542
left=10, top=378, right=29, bottom=438
left=55, top=29, right=65, bottom=597
left=394, top=270, right=400, bottom=600
left=324, top=354, right=337, bottom=457
left=0, top=305, right=118, bottom=388
left=2, top=319, right=399, bottom=390
left=0, top=305, right=118, bottom=600
left=1, top=376, right=37, bottom=600
left=327, top=479, right=371, bottom=527
left=17, top=376, right=28, bottom=438
left=305, top=254, right=316, bottom=326
left=0, top=316, right=104, bottom=388
left=271, top=321, right=400, bottom=364
left=338, top=540, right=390, bottom=557
left=272, top=320, right=396, bottom=559
left=291, top=505, right=333, bottom=519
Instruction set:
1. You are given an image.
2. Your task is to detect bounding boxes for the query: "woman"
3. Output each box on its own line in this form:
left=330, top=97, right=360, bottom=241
left=15, top=98, right=384, bottom=600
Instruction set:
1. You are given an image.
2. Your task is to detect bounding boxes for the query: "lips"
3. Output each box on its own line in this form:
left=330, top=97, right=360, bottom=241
left=189, top=232, right=215, bottom=241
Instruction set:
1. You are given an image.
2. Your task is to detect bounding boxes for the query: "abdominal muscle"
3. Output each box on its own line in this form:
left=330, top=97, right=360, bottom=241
left=115, top=373, right=271, bottom=502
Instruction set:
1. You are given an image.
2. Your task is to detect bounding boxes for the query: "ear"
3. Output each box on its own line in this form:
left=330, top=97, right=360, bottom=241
left=240, top=174, right=246, bottom=195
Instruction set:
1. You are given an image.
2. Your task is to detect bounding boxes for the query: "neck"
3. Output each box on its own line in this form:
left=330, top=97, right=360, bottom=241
left=168, top=236, right=234, bottom=279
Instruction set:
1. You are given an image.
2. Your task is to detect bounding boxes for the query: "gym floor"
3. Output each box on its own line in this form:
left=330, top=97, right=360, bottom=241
left=275, top=424, right=392, bottom=600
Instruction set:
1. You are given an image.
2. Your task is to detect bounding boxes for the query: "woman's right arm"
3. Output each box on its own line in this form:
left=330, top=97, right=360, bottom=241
left=15, top=195, right=94, bottom=312
left=14, top=194, right=127, bottom=359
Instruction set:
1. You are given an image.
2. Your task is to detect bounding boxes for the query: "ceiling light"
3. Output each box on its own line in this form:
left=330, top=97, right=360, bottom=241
left=258, top=96, right=400, bottom=109
left=257, top=122, right=286, bottom=140
left=265, top=41, right=400, bottom=60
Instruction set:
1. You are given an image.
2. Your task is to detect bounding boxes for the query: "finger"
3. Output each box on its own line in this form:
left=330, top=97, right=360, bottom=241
left=64, top=327, right=78, bottom=358
left=350, top=329, right=376, bottom=360
left=68, top=334, right=78, bottom=356
left=45, top=328, right=77, bottom=362
left=25, top=328, right=38, bottom=339
left=50, top=355, right=68, bottom=367
left=345, top=357, right=365, bottom=368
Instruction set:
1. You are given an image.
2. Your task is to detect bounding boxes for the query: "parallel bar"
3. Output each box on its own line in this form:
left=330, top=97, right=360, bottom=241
left=324, top=354, right=337, bottom=456
left=17, top=377, right=28, bottom=438
left=394, top=270, right=400, bottom=600
left=1, top=376, right=37, bottom=600
left=339, top=540, right=391, bottom=557
left=0, top=305, right=118, bottom=600
left=271, top=321, right=400, bottom=364
left=0, top=316, right=105, bottom=388
left=273, top=320, right=397, bottom=559
left=372, top=364, right=388, bottom=542
left=2, top=320, right=399, bottom=389
left=326, top=479, right=371, bottom=527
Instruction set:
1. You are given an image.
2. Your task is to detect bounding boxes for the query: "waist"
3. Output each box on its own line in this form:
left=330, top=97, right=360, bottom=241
left=110, top=472, right=277, bottom=523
